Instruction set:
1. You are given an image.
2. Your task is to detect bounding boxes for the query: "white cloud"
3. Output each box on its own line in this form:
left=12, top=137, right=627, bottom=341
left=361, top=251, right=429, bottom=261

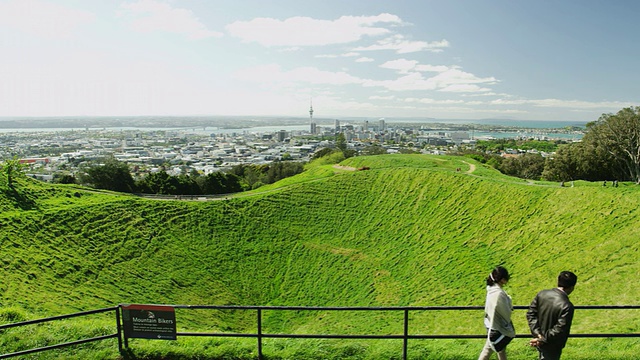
left=430, top=68, right=498, bottom=87
left=369, top=95, right=396, bottom=100
left=439, top=84, right=492, bottom=93
left=354, top=35, right=449, bottom=53
left=233, top=64, right=364, bottom=86
left=490, top=98, right=634, bottom=109
left=415, top=64, right=452, bottom=72
left=365, top=72, right=437, bottom=91
left=120, top=0, right=222, bottom=40
left=404, top=97, right=465, bottom=104
left=279, top=47, right=302, bottom=52
left=226, top=13, right=402, bottom=47
left=490, top=99, right=529, bottom=105
left=355, top=57, right=375, bottom=62
left=380, top=59, right=457, bottom=74
left=462, top=92, right=504, bottom=97
left=367, top=66, right=497, bottom=93
left=0, top=0, right=94, bottom=38
left=421, top=106, right=527, bottom=115
left=380, top=59, right=418, bottom=74
left=315, top=52, right=361, bottom=59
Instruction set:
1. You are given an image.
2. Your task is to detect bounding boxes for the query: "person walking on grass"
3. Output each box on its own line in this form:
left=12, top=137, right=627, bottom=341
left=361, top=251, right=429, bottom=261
left=478, top=266, right=515, bottom=360
left=526, top=271, right=578, bottom=360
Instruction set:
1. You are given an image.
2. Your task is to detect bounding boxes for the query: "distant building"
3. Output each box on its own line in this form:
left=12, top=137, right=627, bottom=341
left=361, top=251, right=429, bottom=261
left=450, top=131, right=469, bottom=145
left=309, top=99, right=316, bottom=135
left=20, top=158, right=50, bottom=165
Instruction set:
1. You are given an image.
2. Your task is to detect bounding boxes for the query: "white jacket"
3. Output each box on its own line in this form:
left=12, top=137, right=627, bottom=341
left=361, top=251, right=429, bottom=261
left=483, top=284, right=515, bottom=337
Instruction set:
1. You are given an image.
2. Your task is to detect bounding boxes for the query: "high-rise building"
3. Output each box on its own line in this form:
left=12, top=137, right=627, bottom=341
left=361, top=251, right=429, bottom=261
left=277, top=130, right=287, bottom=142
left=364, top=120, right=369, bottom=132
left=309, top=99, right=316, bottom=135
left=379, top=118, right=386, bottom=132
left=334, top=119, right=340, bottom=133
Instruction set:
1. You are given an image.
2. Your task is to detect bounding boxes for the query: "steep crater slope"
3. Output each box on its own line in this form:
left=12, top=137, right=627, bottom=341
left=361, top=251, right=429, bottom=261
left=0, top=155, right=638, bottom=338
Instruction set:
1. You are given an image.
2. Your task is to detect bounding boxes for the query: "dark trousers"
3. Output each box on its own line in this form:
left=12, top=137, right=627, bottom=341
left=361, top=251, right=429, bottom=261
left=537, top=346, right=562, bottom=360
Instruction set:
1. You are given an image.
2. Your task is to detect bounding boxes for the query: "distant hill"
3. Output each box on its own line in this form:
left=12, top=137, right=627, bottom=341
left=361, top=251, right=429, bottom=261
left=0, top=154, right=638, bottom=359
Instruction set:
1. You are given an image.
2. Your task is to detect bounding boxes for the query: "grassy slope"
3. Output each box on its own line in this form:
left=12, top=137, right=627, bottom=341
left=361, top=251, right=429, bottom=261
left=0, top=154, right=638, bottom=359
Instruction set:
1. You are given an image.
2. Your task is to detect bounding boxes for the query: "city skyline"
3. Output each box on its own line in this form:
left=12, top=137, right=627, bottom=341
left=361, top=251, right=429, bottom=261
left=1, top=0, right=639, bottom=121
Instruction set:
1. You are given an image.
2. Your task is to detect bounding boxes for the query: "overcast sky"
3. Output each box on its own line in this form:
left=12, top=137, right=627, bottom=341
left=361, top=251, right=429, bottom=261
left=1, top=0, right=639, bottom=121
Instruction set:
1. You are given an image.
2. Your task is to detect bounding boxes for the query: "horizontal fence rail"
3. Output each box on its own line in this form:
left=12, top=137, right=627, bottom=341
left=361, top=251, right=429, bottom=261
left=166, top=304, right=640, bottom=360
left=0, top=307, right=120, bottom=359
left=1, top=304, right=638, bottom=359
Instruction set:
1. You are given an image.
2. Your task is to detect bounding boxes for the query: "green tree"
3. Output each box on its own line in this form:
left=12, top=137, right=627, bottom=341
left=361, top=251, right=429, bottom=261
left=137, top=170, right=173, bottom=194
left=361, top=145, right=387, bottom=156
left=53, top=173, right=77, bottom=184
left=199, top=172, right=226, bottom=194
left=2, top=157, right=24, bottom=188
left=498, top=153, right=545, bottom=180
left=80, top=156, right=135, bottom=193
left=312, top=147, right=335, bottom=160
left=342, top=149, right=357, bottom=158
left=222, top=173, right=242, bottom=193
left=173, top=174, right=201, bottom=195
left=228, top=164, right=254, bottom=190
left=265, top=162, right=304, bottom=184
left=542, top=141, right=617, bottom=182
left=336, top=132, right=347, bottom=152
left=309, top=150, right=345, bottom=166
left=464, top=153, right=486, bottom=164
left=583, top=107, right=640, bottom=183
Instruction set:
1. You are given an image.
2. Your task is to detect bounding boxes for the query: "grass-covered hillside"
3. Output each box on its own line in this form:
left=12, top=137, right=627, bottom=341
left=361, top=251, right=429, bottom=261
left=0, top=154, right=638, bottom=359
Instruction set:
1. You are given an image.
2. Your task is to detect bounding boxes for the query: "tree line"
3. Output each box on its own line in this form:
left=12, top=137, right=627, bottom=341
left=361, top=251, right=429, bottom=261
left=65, top=159, right=304, bottom=195
left=459, top=107, right=640, bottom=184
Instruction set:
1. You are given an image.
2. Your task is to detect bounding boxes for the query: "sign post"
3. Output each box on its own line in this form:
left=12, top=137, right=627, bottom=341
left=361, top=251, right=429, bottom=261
left=121, top=304, right=177, bottom=341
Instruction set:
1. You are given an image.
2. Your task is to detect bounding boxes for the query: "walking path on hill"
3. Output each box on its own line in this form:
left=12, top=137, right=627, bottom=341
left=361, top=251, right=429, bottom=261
left=462, top=161, right=476, bottom=174
left=333, top=165, right=357, bottom=171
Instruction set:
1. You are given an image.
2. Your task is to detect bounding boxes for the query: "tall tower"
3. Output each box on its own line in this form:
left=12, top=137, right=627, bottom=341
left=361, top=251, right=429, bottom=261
left=309, top=98, right=316, bottom=135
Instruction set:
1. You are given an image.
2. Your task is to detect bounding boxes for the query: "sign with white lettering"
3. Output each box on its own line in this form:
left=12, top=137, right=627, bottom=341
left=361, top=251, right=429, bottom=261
left=121, top=304, right=177, bottom=340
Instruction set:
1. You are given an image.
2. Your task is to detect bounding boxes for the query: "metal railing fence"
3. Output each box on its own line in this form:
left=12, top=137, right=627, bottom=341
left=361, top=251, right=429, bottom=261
left=0, top=304, right=638, bottom=359
left=0, top=306, right=120, bottom=359
left=170, top=305, right=640, bottom=360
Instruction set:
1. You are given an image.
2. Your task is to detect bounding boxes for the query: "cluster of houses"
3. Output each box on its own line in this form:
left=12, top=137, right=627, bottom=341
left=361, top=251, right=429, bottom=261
left=0, top=121, right=576, bottom=182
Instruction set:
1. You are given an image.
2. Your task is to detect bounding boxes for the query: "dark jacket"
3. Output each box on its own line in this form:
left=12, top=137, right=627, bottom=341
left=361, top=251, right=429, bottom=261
left=526, top=288, right=575, bottom=350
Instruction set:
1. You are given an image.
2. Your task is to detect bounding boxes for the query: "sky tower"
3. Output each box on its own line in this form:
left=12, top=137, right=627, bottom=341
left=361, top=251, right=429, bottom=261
left=309, top=98, right=316, bottom=135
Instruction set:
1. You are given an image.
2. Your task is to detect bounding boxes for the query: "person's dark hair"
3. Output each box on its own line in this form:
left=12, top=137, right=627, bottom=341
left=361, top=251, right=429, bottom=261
left=557, top=271, right=577, bottom=288
left=486, top=266, right=510, bottom=286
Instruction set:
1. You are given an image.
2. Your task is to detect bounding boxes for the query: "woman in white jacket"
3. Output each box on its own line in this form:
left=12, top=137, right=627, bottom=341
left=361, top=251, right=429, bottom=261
left=478, top=266, right=515, bottom=360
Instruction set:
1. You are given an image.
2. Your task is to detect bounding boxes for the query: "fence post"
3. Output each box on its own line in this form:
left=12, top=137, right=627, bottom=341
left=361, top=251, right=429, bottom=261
left=123, top=306, right=129, bottom=349
left=403, top=309, right=409, bottom=360
left=115, top=306, right=123, bottom=354
left=257, top=308, right=263, bottom=360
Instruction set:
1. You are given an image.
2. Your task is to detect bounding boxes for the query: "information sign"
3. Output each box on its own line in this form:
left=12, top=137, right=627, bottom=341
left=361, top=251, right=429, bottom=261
left=121, top=304, right=177, bottom=340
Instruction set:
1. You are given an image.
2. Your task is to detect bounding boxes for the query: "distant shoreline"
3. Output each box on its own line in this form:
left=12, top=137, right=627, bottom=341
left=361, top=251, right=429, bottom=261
left=0, top=116, right=587, bottom=131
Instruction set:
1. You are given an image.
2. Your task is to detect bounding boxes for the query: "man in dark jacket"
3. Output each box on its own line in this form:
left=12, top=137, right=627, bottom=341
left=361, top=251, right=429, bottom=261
left=526, top=271, right=578, bottom=360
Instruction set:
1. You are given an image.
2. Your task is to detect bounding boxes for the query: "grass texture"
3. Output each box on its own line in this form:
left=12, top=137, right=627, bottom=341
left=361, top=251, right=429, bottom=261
left=0, top=154, right=638, bottom=359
